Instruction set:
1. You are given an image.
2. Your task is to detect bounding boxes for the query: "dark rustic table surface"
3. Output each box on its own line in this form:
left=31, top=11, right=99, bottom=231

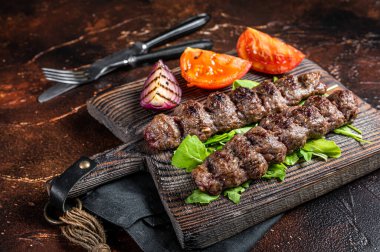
left=1, top=1, right=380, bottom=251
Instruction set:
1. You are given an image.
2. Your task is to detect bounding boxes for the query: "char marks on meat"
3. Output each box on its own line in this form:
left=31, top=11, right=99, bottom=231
left=259, top=111, right=309, bottom=153
left=225, top=134, right=268, bottom=179
left=304, top=96, right=345, bottom=131
left=144, top=72, right=327, bottom=151
left=173, top=100, right=217, bottom=141
left=204, top=92, right=244, bottom=132
left=144, top=114, right=182, bottom=150
left=207, top=149, right=248, bottom=191
left=255, top=80, right=288, bottom=113
left=193, top=89, right=359, bottom=195
left=275, top=72, right=326, bottom=105
left=287, top=106, right=328, bottom=138
left=244, top=126, right=287, bottom=163
left=230, top=87, right=266, bottom=124
left=191, top=163, right=223, bottom=196
left=328, top=90, right=359, bottom=122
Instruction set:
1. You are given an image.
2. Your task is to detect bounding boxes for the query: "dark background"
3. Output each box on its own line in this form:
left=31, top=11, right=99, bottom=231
left=0, top=0, right=379, bottom=251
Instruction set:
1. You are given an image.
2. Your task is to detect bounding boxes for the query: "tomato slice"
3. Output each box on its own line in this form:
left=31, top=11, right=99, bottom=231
left=180, top=48, right=251, bottom=90
left=237, top=27, right=305, bottom=74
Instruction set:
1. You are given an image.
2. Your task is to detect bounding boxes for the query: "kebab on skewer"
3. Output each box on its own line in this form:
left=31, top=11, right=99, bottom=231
left=192, top=90, right=359, bottom=195
left=144, top=72, right=326, bottom=151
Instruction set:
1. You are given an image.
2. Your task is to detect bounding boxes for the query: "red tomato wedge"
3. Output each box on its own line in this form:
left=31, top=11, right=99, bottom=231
left=180, top=48, right=251, bottom=90
left=237, top=27, right=305, bottom=74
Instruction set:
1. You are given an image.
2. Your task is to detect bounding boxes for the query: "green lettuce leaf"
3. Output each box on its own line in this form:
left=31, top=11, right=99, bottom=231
left=347, top=124, right=362, bottom=134
left=273, top=76, right=279, bottom=82
left=310, top=152, right=328, bottom=161
left=185, top=189, right=220, bottom=204
left=262, top=163, right=287, bottom=181
left=334, top=125, right=371, bottom=144
left=302, top=138, right=341, bottom=158
left=233, top=126, right=255, bottom=134
left=223, top=180, right=251, bottom=204
left=298, top=149, right=313, bottom=161
left=204, top=125, right=255, bottom=149
left=171, top=135, right=209, bottom=172
left=232, top=80, right=260, bottom=90
left=283, top=152, right=299, bottom=166
left=203, top=131, right=236, bottom=146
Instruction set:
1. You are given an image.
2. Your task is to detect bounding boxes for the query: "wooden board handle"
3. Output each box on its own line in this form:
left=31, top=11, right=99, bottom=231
left=67, top=143, right=146, bottom=198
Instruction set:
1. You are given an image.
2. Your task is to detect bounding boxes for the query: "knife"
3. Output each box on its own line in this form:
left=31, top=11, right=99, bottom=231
left=38, top=13, right=212, bottom=103
left=38, top=39, right=213, bottom=103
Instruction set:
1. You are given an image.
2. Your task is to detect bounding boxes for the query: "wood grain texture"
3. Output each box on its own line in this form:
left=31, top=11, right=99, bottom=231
left=86, top=59, right=380, bottom=249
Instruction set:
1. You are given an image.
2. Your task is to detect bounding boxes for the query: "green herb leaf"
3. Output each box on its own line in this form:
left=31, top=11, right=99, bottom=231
left=262, top=163, right=287, bottom=181
left=273, top=76, right=279, bottom=82
left=233, top=125, right=256, bottom=134
left=232, top=80, right=260, bottom=90
left=299, top=100, right=306, bottom=106
left=302, top=138, right=341, bottom=158
left=223, top=180, right=251, bottom=204
left=185, top=189, right=220, bottom=204
left=171, top=135, right=209, bottom=172
left=204, top=125, right=255, bottom=150
left=347, top=124, right=362, bottom=134
left=334, top=125, right=370, bottom=144
left=311, top=152, right=328, bottom=161
left=283, top=152, right=299, bottom=166
left=298, top=149, right=313, bottom=161
left=204, top=131, right=235, bottom=146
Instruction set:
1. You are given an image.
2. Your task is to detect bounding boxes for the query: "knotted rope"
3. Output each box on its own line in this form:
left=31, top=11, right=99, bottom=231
left=45, top=199, right=111, bottom=252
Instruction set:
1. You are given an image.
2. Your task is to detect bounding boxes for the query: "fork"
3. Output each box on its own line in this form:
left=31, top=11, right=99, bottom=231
left=42, top=39, right=212, bottom=85
left=41, top=13, right=210, bottom=86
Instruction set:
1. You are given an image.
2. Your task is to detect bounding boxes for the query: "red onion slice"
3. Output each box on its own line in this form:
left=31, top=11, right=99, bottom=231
left=140, top=60, right=182, bottom=110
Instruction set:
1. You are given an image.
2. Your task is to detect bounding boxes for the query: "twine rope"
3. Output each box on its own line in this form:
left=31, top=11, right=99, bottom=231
left=58, top=201, right=111, bottom=252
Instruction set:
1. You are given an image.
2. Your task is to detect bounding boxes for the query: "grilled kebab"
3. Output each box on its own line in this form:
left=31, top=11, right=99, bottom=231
left=192, top=90, right=359, bottom=195
left=144, top=72, right=326, bottom=150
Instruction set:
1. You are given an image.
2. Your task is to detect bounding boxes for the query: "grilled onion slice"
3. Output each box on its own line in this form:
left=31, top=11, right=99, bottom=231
left=140, top=60, right=182, bottom=110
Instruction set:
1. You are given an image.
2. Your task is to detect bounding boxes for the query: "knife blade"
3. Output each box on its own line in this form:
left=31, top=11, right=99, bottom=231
left=38, top=39, right=213, bottom=103
left=38, top=83, right=80, bottom=103
left=38, top=13, right=211, bottom=103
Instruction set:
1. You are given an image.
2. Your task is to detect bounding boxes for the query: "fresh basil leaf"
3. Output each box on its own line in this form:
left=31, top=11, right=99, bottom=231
left=273, top=76, right=279, bottom=82
left=232, top=80, right=260, bottom=90
left=223, top=180, right=251, bottom=204
left=299, top=100, right=306, bottom=106
left=334, top=125, right=370, bottom=144
left=185, top=189, right=220, bottom=204
left=302, top=138, right=341, bottom=158
left=171, top=135, right=209, bottom=172
left=262, top=163, right=287, bottom=181
left=283, top=152, right=299, bottom=166
left=298, top=149, right=313, bottom=161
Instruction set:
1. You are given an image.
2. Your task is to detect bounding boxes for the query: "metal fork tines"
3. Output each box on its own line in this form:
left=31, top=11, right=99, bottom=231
left=42, top=68, right=90, bottom=85
left=39, top=13, right=212, bottom=102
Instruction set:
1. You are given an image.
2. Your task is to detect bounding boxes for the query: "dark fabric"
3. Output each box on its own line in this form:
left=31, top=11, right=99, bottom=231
left=82, top=171, right=282, bottom=252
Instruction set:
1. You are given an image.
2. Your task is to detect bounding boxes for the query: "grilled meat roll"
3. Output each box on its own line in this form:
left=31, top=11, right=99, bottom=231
left=144, top=72, right=326, bottom=150
left=192, top=90, right=359, bottom=195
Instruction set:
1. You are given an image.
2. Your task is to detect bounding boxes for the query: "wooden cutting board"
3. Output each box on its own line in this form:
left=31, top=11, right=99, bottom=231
left=74, top=59, right=380, bottom=249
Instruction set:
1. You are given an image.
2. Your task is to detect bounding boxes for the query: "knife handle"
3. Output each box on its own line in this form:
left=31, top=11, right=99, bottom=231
left=47, top=143, right=146, bottom=212
left=143, top=13, right=211, bottom=50
left=130, top=39, right=213, bottom=66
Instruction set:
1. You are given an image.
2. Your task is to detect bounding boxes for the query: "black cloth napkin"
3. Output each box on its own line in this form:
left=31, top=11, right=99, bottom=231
left=82, top=171, right=282, bottom=252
